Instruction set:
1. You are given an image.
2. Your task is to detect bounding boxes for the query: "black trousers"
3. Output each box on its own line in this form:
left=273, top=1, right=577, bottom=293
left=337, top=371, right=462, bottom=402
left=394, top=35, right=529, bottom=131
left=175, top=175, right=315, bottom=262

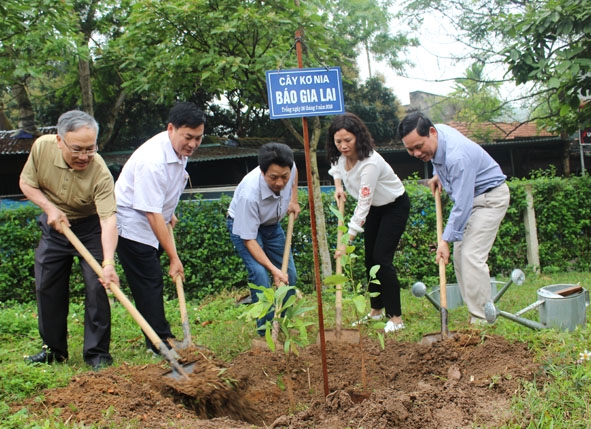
left=34, top=213, right=112, bottom=365
left=117, top=236, right=173, bottom=351
left=364, top=192, right=410, bottom=318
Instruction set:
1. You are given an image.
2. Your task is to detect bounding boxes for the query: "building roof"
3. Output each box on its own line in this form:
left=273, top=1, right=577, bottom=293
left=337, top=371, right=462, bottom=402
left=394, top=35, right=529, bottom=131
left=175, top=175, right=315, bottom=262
left=0, top=127, right=56, bottom=155
left=446, top=121, right=555, bottom=142
left=100, top=144, right=261, bottom=166
left=0, top=122, right=562, bottom=163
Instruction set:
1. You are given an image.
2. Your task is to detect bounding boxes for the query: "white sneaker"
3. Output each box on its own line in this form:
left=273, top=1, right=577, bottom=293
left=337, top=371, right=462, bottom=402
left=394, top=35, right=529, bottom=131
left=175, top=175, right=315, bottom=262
left=384, top=320, right=405, bottom=333
left=352, top=313, right=384, bottom=327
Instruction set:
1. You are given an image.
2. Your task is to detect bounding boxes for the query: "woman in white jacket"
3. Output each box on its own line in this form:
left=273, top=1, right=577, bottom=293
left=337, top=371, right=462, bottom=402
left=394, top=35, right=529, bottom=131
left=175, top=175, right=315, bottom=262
left=327, top=112, right=410, bottom=333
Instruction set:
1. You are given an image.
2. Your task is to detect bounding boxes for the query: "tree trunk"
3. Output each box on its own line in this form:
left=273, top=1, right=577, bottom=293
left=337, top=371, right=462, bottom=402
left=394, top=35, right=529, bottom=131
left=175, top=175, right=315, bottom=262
left=11, top=81, right=38, bottom=135
left=561, top=132, right=571, bottom=176
left=308, top=116, right=333, bottom=280
left=0, top=107, right=13, bottom=130
left=101, top=90, right=127, bottom=148
left=78, top=58, right=94, bottom=116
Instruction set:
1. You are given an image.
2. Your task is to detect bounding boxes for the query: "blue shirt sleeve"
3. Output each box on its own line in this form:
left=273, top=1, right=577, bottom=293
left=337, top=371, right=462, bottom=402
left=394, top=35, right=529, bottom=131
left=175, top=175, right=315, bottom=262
left=442, top=156, right=477, bottom=242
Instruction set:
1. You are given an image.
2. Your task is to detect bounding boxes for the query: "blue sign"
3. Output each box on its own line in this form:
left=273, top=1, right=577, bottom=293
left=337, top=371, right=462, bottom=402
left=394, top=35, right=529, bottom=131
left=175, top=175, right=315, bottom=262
left=266, top=67, right=345, bottom=119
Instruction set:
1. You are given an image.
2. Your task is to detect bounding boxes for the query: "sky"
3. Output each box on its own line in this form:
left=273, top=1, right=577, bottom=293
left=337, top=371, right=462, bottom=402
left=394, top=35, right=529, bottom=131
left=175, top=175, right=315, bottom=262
left=356, top=13, right=517, bottom=107
left=357, top=14, right=472, bottom=106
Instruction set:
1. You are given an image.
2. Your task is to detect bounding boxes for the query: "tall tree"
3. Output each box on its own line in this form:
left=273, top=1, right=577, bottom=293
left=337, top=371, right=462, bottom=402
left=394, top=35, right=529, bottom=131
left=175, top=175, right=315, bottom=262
left=345, top=75, right=402, bottom=144
left=444, top=61, right=515, bottom=142
left=117, top=0, right=414, bottom=279
left=401, top=0, right=591, bottom=135
left=494, top=0, right=591, bottom=133
left=0, top=0, right=71, bottom=135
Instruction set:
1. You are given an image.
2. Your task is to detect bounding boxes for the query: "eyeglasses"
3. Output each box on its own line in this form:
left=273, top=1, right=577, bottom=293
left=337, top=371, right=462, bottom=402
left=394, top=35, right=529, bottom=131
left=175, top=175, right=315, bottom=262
left=60, top=136, right=98, bottom=156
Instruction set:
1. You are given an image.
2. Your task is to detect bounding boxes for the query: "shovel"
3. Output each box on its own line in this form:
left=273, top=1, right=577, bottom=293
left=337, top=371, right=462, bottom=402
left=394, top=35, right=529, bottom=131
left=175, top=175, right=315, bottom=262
left=167, top=223, right=193, bottom=349
left=322, top=199, right=360, bottom=344
left=420, top=188, right=455, bottom=344
left=60, top=222, right=195, bottom=380
left=271, top=212, right=295, bottom=342
left=252, top=212, right=295, bottom=349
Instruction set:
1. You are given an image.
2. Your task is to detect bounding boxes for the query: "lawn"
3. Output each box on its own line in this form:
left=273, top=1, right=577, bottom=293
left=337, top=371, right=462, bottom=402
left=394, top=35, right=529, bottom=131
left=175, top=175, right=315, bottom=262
left=2, top=270, right=591, bottom=427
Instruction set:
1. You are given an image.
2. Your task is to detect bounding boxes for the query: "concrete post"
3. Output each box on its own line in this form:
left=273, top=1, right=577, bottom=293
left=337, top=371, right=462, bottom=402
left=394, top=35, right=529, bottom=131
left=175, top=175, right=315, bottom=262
left=523, top=184, right=540, bottom=273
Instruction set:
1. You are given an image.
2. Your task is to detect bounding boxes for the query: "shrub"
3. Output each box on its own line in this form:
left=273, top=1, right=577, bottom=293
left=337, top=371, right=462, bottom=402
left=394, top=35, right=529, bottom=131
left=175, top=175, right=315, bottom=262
left=2, top=173, right=590, bottom=303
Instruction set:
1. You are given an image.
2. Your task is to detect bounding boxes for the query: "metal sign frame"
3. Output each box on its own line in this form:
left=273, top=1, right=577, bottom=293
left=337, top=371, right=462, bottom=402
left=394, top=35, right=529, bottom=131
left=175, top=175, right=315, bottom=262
left=265, top=67, right=345, bottom=119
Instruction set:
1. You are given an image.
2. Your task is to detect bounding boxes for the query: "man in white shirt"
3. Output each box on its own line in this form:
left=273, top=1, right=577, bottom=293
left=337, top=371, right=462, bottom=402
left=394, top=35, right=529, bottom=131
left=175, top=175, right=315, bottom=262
left=115, top=102, right=205, bottom=352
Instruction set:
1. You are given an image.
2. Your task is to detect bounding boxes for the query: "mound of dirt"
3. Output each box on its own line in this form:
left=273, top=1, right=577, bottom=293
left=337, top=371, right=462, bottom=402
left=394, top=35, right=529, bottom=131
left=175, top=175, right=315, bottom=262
left=13, top=331, right=544, bottom=428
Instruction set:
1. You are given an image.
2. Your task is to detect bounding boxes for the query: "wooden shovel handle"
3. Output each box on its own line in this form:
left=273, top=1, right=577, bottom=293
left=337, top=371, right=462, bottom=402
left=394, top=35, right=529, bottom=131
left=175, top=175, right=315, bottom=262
left=435, top=188, right=447, bottom=309
left=335, top=199, right=345, bottom=333
left=272, top=212, right=295, bottom=342
left=60, top=222, right=166, bottom=352
left=167, top=224, right=191, bottom=345
left=281, top=212, right=295, bottom=275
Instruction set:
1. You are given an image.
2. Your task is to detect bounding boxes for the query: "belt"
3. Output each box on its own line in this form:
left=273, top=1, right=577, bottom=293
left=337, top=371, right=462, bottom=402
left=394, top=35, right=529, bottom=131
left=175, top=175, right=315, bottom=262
left=69, top=215, right=98, bottom=225
left=482, top=183, right=504, bottom=195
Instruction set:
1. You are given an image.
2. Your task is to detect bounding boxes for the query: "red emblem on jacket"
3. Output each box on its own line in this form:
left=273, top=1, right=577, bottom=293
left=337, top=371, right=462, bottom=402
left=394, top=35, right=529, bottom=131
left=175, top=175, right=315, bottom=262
left=361, top=186, right=371, bottom=197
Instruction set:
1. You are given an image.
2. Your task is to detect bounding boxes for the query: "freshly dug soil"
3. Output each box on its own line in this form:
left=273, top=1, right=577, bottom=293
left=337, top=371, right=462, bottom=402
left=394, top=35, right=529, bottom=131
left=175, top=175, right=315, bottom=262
left=13, top=331, right=543, bottom=428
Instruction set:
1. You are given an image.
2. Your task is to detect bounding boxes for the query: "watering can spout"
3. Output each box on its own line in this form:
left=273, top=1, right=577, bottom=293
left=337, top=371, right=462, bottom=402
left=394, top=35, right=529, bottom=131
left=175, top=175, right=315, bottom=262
left=492, top=269, right=526, bottom=303
left=484, top=301, right=546, bottom=330
left=412, top=282, right=441, bottom=311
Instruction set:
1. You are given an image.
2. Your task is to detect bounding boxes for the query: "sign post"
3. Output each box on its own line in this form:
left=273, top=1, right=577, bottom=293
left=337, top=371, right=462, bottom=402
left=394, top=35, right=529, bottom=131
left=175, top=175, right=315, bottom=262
left=264, top=32, right=344, bottom=397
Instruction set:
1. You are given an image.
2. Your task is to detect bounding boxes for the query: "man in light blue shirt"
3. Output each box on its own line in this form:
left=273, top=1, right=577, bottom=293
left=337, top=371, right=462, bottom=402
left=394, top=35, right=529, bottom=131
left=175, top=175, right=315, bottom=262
left=399, top=112, right=510, bottom=323
left=227, top=143, right=300, bottom=335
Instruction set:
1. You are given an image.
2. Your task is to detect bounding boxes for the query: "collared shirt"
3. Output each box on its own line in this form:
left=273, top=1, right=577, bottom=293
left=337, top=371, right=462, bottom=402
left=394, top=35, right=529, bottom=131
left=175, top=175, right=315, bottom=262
left=328, top=151, right=405, bottom=236
left=115, top=131, right=189, bottom=248
left=227, top=164, right=296, bottom=240
left=432, top=124, right=506, bottom=242
left=20, top=134, right=116, bottom=220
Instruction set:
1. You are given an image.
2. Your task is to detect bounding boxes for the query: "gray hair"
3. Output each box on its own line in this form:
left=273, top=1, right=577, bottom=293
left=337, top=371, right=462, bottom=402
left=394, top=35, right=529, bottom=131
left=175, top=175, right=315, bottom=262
left=56, top=110, right=99, bottom=137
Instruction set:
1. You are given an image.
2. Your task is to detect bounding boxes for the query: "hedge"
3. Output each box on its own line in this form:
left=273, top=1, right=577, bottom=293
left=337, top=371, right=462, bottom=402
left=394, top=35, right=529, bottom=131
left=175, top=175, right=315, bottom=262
left=1, top=173, right=590, bottom=303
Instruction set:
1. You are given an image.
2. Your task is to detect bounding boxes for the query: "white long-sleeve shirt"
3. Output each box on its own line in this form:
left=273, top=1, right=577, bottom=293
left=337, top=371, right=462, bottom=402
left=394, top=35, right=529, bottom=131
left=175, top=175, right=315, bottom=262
left=328, top=151, right=405, bottom=237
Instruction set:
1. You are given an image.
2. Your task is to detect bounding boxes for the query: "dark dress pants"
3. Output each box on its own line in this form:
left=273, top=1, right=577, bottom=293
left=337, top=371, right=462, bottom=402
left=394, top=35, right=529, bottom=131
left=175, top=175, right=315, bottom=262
left=34, top=213, right=112, bottom=365
left=364, top=192, right=410, bottom=318
left=117, top=236, right=174, bottom=351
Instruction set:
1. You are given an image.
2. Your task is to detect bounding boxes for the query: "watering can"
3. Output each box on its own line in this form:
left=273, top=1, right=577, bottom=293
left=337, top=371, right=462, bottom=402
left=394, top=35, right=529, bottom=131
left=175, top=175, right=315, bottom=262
left=485, top=283, right=589, bottom=332
left=412, top=268, right=526, bottom=312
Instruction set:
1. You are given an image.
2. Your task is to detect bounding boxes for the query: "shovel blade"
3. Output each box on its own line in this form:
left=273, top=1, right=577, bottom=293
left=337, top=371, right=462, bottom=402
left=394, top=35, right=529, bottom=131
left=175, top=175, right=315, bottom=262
left=319, top=329, right=360, bottom=345
left=163, top=360, right=197, bottom=380
left=420, top=331, right=458, bottom=345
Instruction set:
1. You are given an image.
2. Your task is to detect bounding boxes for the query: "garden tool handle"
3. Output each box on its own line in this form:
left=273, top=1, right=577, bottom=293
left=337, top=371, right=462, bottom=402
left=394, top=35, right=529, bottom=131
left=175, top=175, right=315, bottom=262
left=167, top=223, right=192, bottom=347
left=272, top=212, right=295, bottom=343
left=59, top=222, right=186, bottom=372
left=335, top=198, right=345, bottom=333
left=434, top=188, right=447, bottom=309
left=336, top=198, right=345, bottom=275
left=435, top=189, right=449, bottom=336
left=281, top=212, right=295, bottom=275
left=167, top=223, right=186, bottom=299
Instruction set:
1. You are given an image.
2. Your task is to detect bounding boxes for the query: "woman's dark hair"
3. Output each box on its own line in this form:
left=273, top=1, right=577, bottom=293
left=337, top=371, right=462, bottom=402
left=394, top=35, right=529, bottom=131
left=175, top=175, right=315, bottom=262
left=397, top=111, right=434, bottom=140
left=326, top=112, right=374, bottom=164
left=258, top=142, right=294, bottom=173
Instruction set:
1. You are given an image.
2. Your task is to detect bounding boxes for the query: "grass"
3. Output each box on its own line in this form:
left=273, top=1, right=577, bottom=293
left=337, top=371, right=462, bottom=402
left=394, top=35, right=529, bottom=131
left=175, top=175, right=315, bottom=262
left=2, top=270, right=591, bottom=427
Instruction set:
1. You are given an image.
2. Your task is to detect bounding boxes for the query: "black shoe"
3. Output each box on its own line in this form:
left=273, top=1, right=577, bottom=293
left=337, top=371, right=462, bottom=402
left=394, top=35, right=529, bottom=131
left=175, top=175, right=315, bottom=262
left=86, top=356, right=113, bottom=371
left=25, top=345, right=67, bottom=364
